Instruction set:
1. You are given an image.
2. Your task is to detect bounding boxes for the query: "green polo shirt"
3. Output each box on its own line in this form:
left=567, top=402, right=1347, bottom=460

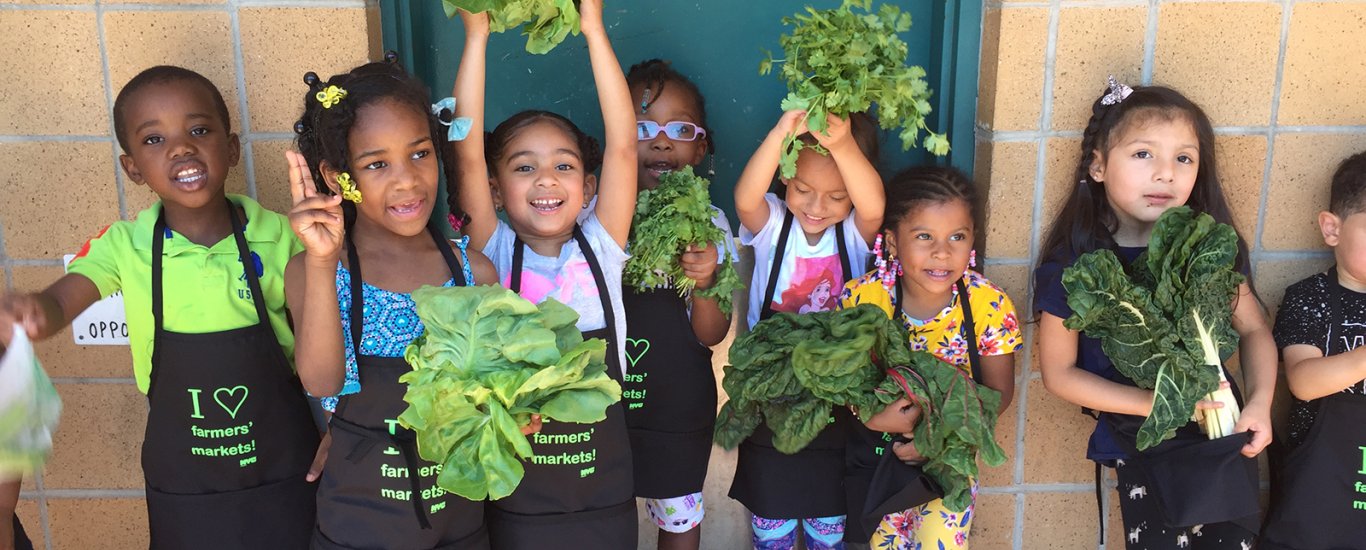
left=67, top=195, right=303, bottom=394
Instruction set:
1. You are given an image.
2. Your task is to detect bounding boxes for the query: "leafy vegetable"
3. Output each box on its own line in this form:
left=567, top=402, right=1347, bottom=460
left=1062, top=207, right=1244, bottom=450
left=624, top=166, right=743, bottom=315
left=715, top=304, right=907, bottom=453
left=714, top=304, right=1008, bottom=513
left=761, top=0, right=947, bottom=178
left=398, top=286, right=621, bottom=500
left=0, top=323, right=61, bottom=478
left=443, top=0, right=580, bottom=55
left=878, top=356, right=1007, bottom=513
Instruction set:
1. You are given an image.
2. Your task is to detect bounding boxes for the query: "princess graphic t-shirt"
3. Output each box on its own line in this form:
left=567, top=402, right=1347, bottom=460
left=739, top=193, right=871, bottom=329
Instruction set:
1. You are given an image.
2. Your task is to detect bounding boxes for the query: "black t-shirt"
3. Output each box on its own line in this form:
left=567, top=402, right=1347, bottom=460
left=1272, top=271, right=1366, bottom=448
left=1034, top=245, right=1147, bottom=460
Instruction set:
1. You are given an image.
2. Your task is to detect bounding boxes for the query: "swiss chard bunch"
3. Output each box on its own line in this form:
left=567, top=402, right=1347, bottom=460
left=1062, top=207, right=1245, bottom=450
left=761, top=0, right=947, bottom=178
left=443, top=0, right=580, bottom=55
left=714, top=304, right=909, bottom=454
left=624, top=166, right=743, bottom=315
left=878, top=356, right=1007, bottom=513
left=398, top=286, right=621, bottom=500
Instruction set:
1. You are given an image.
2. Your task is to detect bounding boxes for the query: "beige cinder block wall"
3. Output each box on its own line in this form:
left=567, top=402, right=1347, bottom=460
left=972, top=1, right=1366, bottom=548
left=0, top=1, right=379, bottom=547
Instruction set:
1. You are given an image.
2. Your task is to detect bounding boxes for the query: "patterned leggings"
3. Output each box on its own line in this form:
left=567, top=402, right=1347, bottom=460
left=867, top=480, right=977, bottom=549
left=1114, top=460, right=1256, bottom=549
left=752, top=514, right=846, bottom=550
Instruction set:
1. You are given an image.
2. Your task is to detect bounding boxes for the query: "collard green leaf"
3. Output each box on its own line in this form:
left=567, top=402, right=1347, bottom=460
left=1061, top=207, right=1244, bottom=450
left=398, top=286, right=621, bottom=500
left=763, top=0, right=949, bottom=177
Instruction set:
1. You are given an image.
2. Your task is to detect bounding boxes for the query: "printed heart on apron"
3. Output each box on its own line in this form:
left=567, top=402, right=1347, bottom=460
left=625, top=338, right=651, bottom=367
left=214, top=385, right=249, bottom=419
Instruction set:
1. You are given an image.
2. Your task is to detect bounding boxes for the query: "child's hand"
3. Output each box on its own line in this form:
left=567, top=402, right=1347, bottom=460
left=1191, top=381, right=1232, bottom=413
left=771, top=109, right=811, bottom=139
left=520, top=414, right=543, bottom=436
left=0, top=293, right=49, bottom=346
left=680, top=243, right=719, bottom=290
left=578, top=0, right=605, bottom=36
left=811, top=113, right=852, bottom=150
left=892, top=437, right=927, bottom=465
left=306, top=430, right=331, bottom=482
left=861, top=397, right=922, bottom=434
left=286, top=150, right=345, bottom=261
left=1233, top=401, right=1273, bottom=458
left=458, top=8, right=489, bottom=37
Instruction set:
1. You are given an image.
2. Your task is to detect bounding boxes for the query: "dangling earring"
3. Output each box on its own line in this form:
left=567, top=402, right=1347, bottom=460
left=336, top=172, right=362, bottom=203
left=873, top=233, right=901, bottom=294
left=965, top=249, right=977, bottom=277
left=707, top=152, right=716, bottom=178
left=447, top=212, right=464, bottom=233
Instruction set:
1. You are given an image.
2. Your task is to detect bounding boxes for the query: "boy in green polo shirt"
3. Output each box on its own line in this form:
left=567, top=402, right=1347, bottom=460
left=0, top=66, right=321, bottom=548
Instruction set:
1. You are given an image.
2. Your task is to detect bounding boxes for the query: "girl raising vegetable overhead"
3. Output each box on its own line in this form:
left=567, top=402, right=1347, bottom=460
left=838, top=166, right=1020, bottom=549
left=621, top=58, right=737, bottom=550
left=451, top=2, right=639, bottom=547
left=731, top=106, right=882, bottom=549
left=285, top=54, right=500, bottom=549
left=1033, top=78, right=1274, bottom=550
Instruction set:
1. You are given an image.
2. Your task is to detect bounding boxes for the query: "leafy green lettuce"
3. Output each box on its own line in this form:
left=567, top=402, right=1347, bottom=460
left=398, top=286, right=621, bottom=500
left=761, top=0, right=947, bottom=178
left=443, top=0, right=580, bottom=55
left=624, top=166, right=743, bottom=315
left=1062, top=207, right=1244, bottom=450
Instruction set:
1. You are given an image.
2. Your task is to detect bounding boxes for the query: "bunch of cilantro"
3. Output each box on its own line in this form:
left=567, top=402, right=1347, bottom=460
left=444, top=0, right=580, bottom=55
left=1062, top=207, right=1245, bottom=450
left=761, top=0, right=948, bottom=178
left=624, top=166, right=743, bottom=315
left=398, top=286, right=622, bottom=500
left=714, top=304, right=1006, bottom=512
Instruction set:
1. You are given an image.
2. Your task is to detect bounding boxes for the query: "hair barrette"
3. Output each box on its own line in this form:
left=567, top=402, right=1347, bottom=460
left=1101, top=75, right=1133, bottom=106
left=639, top=88, right=652, bottom=114
left=431, top=97, right=473, bottom=142
left=316, top=85, right=348, bottom=109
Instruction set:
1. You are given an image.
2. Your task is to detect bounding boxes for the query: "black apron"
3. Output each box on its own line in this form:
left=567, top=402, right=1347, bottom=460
left=11, top=513, right=33, bottom=550
left=313, top=225, right=489, bottom=550
left=729, top=212, right=855, bottom=520
left=844, top=278, right=981, bottom=542
left=486, top=226, right=637, bottom=550
left=143, top=199, right=320, bottom=550
left=1261, top=268, right=1366, bottom=550
left=621, top=285, right=716, bottom=499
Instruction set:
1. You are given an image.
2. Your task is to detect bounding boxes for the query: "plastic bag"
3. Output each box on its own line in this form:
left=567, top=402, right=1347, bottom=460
left=0, top=323, right=61, bottom=477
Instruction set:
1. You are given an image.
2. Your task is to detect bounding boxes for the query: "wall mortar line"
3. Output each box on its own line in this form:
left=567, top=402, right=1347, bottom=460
left=1252, top=0, right=1294, bottom=272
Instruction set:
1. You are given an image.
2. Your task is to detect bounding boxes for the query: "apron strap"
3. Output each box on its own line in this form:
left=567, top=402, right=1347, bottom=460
left=892, top=275, right=983, bottom=383
left=149, top=198, right=263, bottom=397
left=835, top=218, right=853, bottom=283
left=1094, top=461, right=1105, bottom=547
left=759, top=211, right=796, bottom=320
left=510, top=226, right=621, bottom=377
left=345, top=224, right=464, bottom=361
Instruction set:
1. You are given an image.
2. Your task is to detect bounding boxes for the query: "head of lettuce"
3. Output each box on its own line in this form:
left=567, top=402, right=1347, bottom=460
left=398, top=285, right=622, bottom=500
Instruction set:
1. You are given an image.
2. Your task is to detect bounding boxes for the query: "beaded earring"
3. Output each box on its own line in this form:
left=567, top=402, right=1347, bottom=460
left=873, top=233, right=902, bottom=294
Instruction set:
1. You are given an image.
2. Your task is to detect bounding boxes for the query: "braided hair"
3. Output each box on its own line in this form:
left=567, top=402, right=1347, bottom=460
left=883, top=166, right=979, bottom=232
left=485, top=110, right=603, bottom=174
left=626, top=59, right=714, bottom=156
left=293, top=51, right=465, bottom=232
left=1037, top=84, right=1247, bottom=273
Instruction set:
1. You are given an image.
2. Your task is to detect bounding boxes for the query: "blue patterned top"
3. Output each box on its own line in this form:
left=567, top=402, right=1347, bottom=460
left=320, top=236, right=475, bottom=412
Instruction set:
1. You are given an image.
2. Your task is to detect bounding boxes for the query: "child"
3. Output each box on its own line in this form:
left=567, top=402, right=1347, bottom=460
left=0, top=66, right=321, bottom=548
left=838, top=166, right=1020, bottom=548
left=286, top=54, right=501, bottom=549
left=1260, top=151, right=1366, bottom=550
left=1033, top=79, right=1275, bottom=549
left=622, top=58, right=736, bottom=550
left=731, top=109, right=884, bottom=550
left=450, top=2, right=639, bottom=547
left=2, top=478, right=32, bottom=550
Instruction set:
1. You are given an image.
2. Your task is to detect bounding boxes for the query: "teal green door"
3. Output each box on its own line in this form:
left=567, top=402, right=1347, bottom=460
left=383, top=0, right=981, bottom=223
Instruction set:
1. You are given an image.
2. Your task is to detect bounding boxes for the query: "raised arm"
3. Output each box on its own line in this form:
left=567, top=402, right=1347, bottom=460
left=812, top=114, right=883, bottom=243
left=451, top=10, right=497, bottom=251
left=578, top=0, right=636, bottom=247
left=735, top=110, right=807, bottom=235
left=284, top=150, right=347, bottom=397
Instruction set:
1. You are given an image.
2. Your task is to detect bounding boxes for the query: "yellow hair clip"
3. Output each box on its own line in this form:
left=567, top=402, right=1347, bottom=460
left=315, top=85, right=348, bottom=109
left=336, top=172, right=362, bottom=203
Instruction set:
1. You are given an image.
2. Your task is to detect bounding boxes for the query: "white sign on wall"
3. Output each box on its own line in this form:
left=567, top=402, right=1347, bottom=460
left=62, top=254, right=129, bottom=345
